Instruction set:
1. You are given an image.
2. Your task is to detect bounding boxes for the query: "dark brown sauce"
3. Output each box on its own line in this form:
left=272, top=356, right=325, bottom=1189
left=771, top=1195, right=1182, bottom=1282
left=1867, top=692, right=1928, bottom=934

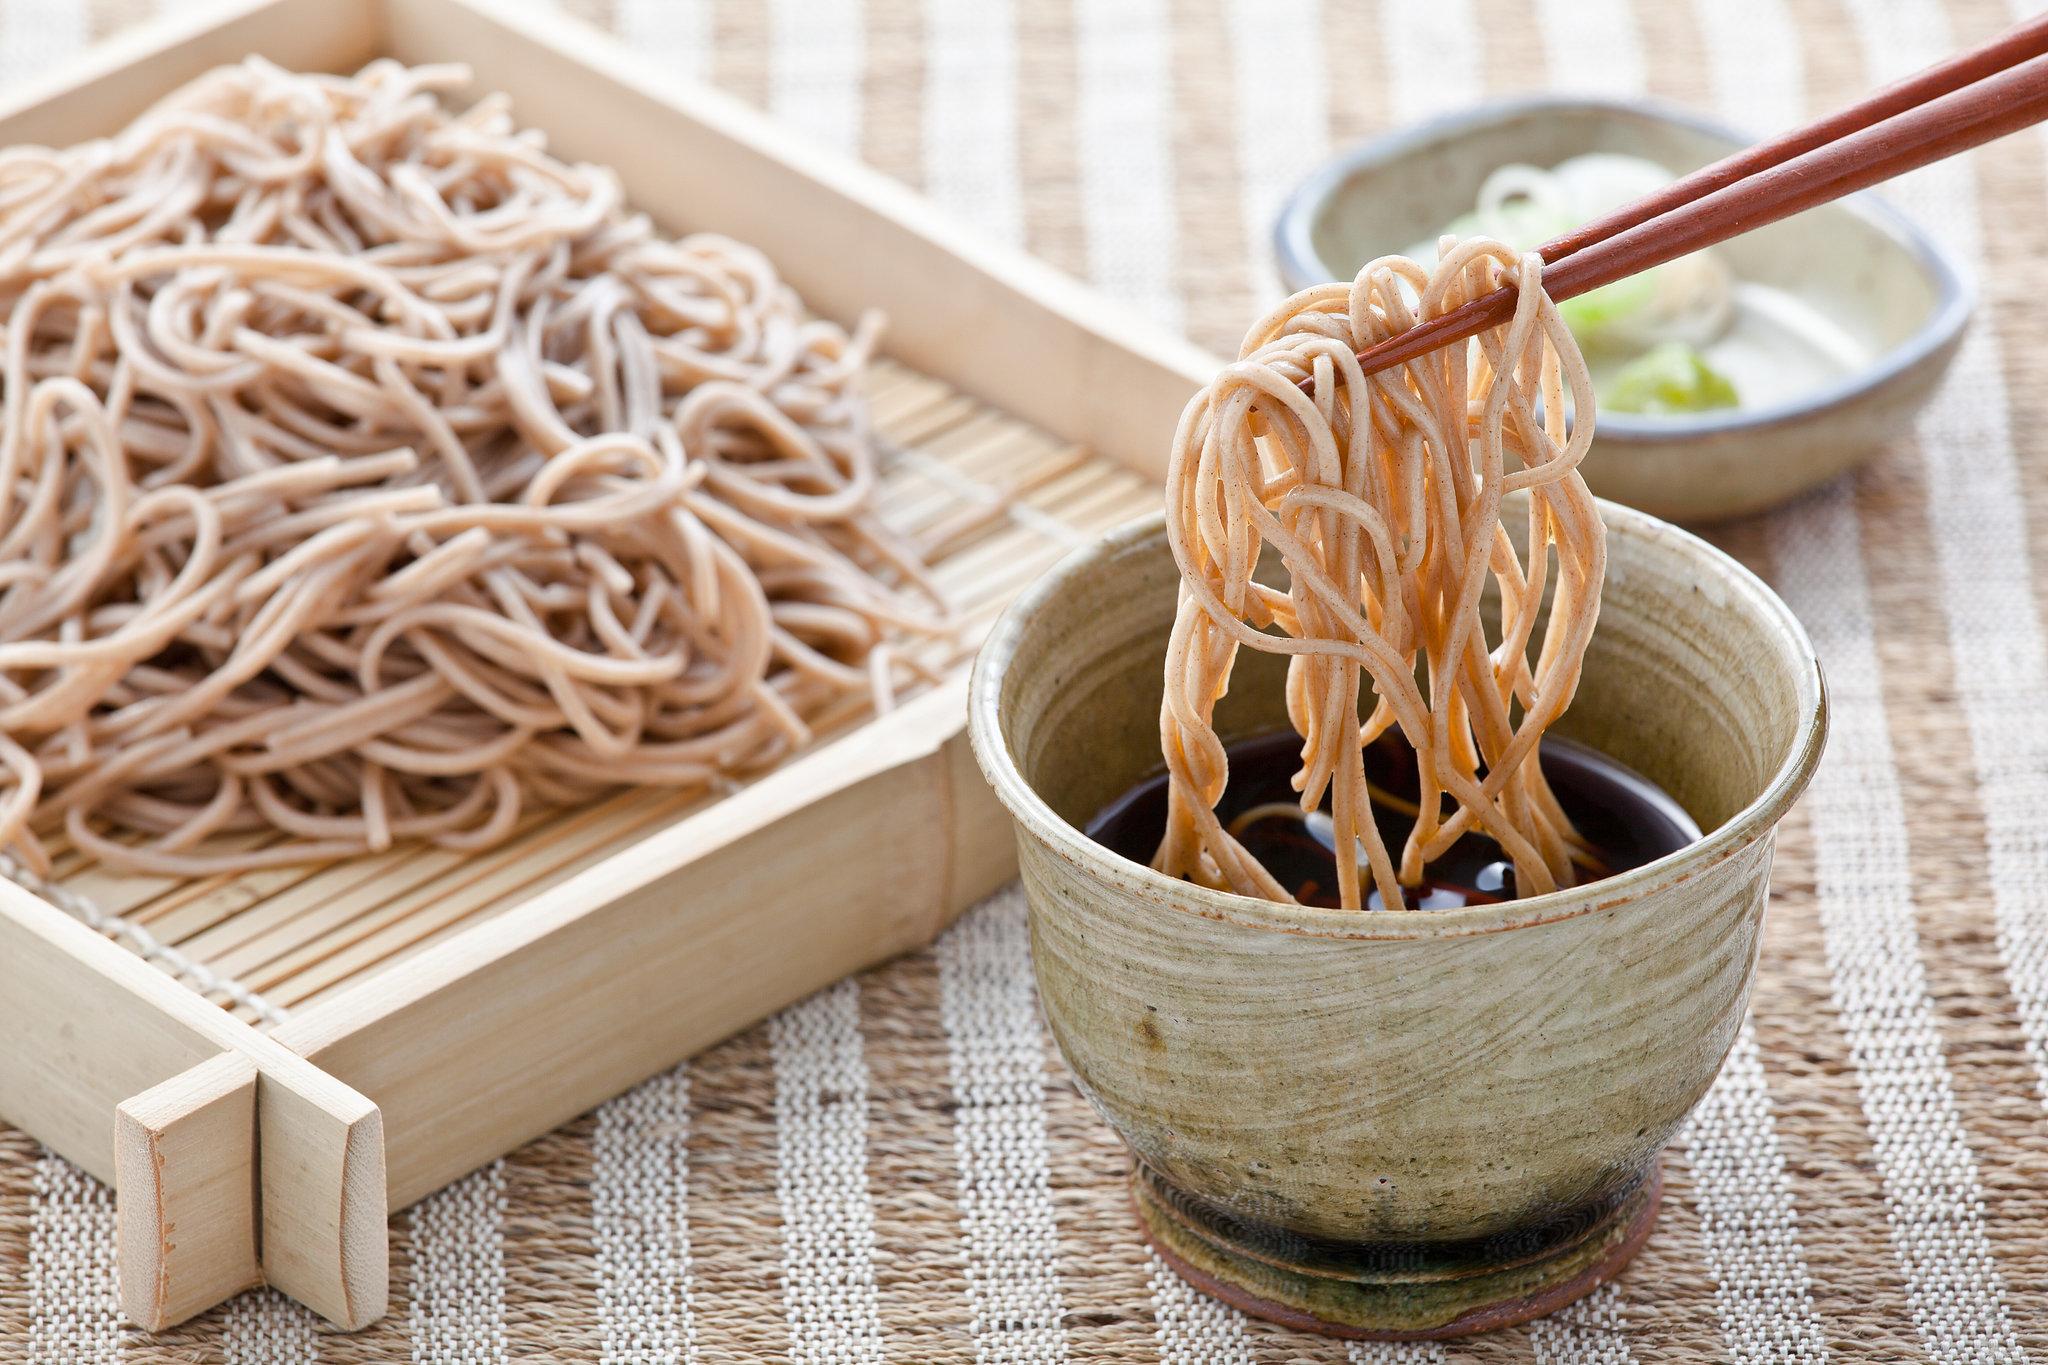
left=1085, top=729, right=1701, bottom=910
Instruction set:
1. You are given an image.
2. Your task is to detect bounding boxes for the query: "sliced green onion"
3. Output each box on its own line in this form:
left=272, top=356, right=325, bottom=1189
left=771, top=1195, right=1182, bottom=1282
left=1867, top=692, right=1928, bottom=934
left=1560, top=273, right=1657, bottom=341
left=1602, top=341, right=1740, bottom=415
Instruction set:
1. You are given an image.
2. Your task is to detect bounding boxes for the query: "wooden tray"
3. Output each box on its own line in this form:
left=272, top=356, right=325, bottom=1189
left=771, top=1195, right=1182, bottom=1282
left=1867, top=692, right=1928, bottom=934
left=0, top=0, right=1212, bottom=1332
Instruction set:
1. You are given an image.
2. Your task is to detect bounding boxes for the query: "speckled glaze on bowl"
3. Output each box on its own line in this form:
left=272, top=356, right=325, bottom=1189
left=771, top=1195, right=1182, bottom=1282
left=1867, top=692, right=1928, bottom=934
left=1272, top=96, right=1972, bottom=523
left=968, top=502, right=1826, bottom=1339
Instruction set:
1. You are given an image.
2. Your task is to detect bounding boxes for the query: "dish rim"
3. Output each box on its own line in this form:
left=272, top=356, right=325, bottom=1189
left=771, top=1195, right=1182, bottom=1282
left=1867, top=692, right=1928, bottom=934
left=1270, top=91, right=1974, bottom=443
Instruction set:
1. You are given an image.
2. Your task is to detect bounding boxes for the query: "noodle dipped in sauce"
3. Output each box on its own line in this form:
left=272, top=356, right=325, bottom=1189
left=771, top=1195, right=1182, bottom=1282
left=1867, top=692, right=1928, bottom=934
left=1150, top=243, right=1616, bottom=911
left=1092, top=728, right=1698, bottom=911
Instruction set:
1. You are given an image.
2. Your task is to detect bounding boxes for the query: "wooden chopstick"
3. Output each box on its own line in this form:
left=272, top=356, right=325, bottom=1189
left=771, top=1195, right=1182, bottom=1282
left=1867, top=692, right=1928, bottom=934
left=1543, top=55, right=2048, bottom=302
left=1542, top=10, right=2048, bottom=262
left=1345, top=12, right=2048, bottom=379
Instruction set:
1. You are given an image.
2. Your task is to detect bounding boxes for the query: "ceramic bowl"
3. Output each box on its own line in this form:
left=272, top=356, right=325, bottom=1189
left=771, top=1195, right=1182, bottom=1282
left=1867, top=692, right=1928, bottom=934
left=1273, top=96, right=1971, bottom=523
left=968, top=501, right=1826, bottom=1339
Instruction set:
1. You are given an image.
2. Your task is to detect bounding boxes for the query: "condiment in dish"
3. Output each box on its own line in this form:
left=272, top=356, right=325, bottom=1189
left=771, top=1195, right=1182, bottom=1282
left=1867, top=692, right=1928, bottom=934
left=1275, top=96, right=1970, bottom=521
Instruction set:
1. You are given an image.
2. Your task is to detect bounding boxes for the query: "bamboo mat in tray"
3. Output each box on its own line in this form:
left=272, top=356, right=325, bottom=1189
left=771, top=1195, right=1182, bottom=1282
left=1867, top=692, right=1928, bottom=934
left=11, top=0, right=2048, bottom=1361
left=13, top=358, right=1151, bottom=1024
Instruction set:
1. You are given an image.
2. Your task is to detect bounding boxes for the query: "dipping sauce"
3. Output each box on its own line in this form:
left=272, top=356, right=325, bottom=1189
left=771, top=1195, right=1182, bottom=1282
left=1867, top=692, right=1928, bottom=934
left=1085, top=729, right=1701, bottom=910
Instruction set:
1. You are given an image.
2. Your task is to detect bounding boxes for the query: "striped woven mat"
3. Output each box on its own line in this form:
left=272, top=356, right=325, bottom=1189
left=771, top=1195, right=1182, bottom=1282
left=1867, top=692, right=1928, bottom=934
left=7, top=0, right=2048, bottom=1359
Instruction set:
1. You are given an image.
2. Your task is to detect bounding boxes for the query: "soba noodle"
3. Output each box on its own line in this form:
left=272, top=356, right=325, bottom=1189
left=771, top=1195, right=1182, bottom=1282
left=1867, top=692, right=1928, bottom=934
left=0, top=58, right=946, bottom=877
left=1154, top=242, right=1604, bottom=911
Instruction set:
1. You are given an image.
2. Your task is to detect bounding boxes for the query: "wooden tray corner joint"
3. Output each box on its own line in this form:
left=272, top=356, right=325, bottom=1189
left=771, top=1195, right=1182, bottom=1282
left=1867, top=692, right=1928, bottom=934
left=4, top=887, right=388, bottom=1331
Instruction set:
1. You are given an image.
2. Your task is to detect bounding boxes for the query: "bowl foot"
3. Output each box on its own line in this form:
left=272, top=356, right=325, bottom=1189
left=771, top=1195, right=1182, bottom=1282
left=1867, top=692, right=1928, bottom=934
left=1132, top=1159, right=1663, bottom=1341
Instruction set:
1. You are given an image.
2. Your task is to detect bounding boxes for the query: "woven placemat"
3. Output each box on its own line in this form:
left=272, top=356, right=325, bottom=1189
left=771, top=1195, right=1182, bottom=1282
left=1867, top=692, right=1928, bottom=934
left=8, top=0, right=2048, bottom=1359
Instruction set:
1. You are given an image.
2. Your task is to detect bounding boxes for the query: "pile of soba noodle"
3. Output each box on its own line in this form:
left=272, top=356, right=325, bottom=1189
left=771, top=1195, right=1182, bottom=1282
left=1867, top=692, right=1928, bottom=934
left=0, top=58, right=946, bottom=877
left=1155, top=242, right=1604, bottom=912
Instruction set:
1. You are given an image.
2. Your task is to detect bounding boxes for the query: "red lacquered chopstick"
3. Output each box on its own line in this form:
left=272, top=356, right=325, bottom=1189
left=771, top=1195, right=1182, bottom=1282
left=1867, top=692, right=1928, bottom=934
left=1346, top=12, right=2048, bottom=378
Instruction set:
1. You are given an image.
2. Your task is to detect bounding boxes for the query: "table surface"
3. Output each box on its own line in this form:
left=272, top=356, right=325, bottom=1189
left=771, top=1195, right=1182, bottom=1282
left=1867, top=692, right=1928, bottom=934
left=6, top=0, right=2048, bottom=1360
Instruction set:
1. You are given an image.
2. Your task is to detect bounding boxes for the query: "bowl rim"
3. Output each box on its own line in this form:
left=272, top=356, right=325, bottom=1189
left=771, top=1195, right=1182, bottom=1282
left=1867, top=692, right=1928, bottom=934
left=968, top=501, right=1829, bottom=942
left=1270, top=92, right=1974, bottom=443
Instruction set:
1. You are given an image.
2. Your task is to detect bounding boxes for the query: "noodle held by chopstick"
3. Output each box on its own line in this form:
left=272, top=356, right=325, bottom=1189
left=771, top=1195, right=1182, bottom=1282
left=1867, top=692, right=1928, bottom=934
left=1154, top=242, right=1604, bottom=911
left=0, top=58, right=946, bottom=877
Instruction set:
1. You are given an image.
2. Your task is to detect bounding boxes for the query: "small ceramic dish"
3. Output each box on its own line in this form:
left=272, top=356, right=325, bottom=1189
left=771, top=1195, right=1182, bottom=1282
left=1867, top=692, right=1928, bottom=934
left=969, top=500, right=1826, bottom=1339
left=1273, top=96, right=1971, bottom=523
